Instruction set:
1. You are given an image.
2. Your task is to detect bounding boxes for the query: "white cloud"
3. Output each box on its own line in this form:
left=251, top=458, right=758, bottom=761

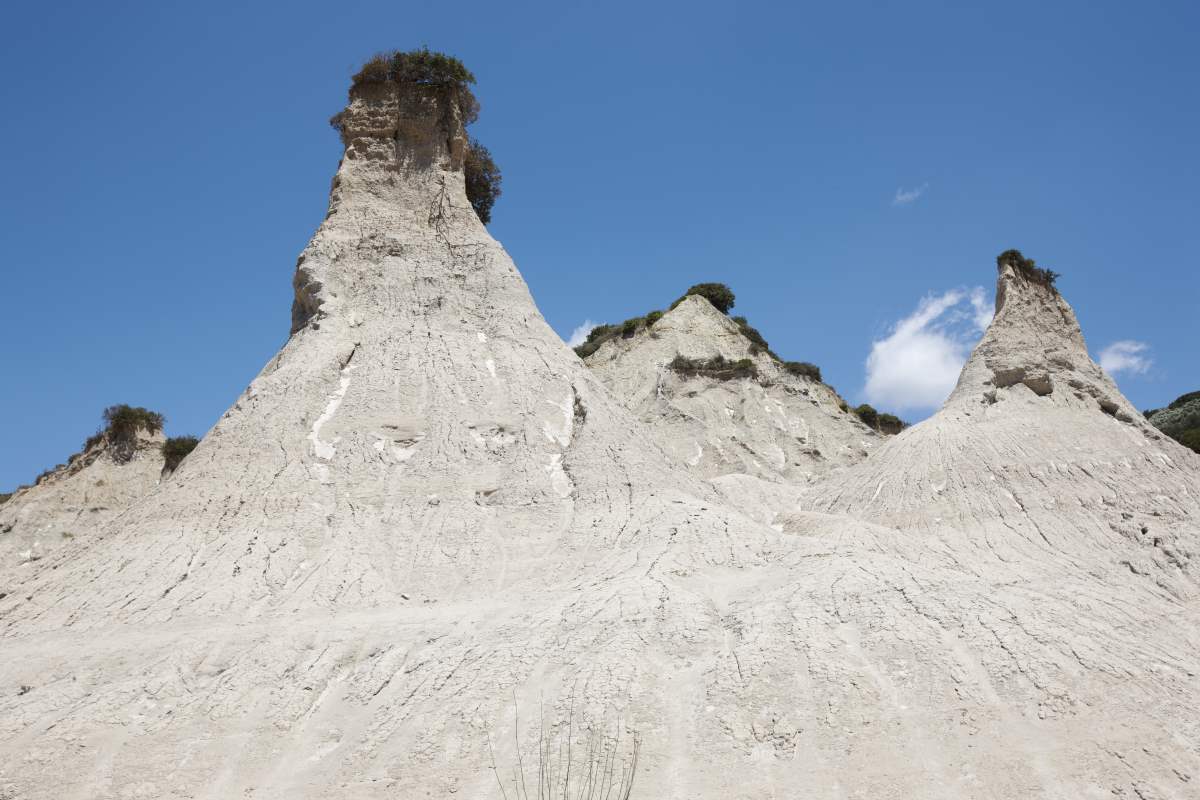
left=1098, top=340, right=1152, bottom=376
left=892, top=182, right=929, bottom=206
left=566, top=319, right=598, bottom=348
left=863, top=287, right=992, bottom=412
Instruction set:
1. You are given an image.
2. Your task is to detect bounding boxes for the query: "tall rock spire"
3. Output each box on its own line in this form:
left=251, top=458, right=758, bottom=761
left=807, top=252, right=1198, bottom=590
left=946, top=254, right=1144, bottom=424
left=4, top=60, right=735, bottom=624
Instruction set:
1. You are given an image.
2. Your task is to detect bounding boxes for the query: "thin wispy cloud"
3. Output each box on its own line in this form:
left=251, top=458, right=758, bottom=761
left=1098, top=340, right=1152, bottom=376
left=892, top=182, right=929, bottom=206
left=566, top=320, right=598, bottom=348
left=863, top=287, right=992, bottom=412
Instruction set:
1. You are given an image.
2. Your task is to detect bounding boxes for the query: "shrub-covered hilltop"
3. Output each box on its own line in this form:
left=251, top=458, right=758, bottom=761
left=331, top=48, right=502, bottom=225
left=3, top=405, right=200, bottom=498
left=573, top=282, right=908, bottom=434
left=574, top=283, right=822, bottom=381
left=1144, top=391, right=1200, bottom=453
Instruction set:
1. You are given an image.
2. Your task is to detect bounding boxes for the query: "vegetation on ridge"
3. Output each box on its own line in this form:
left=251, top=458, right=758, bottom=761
left=997, top=249, right=1060, bottom=291
left=574, top=283, right=828, bottom=390
left=671, top=283, right=736, bottom=315
left=783, top=361, right=822, bottom=382
left=99, top=405, right=164, bottom=446
left=333, top=48, right=501, bottom=225
left=1144, top=390, right=1200, bottom=454
left=852, top=403, right=907, bottom=435
left=349, top=48, right=479, bottom=122
left=162, top=436, right=201, bottom=471
left=3, top=404, right=174, bottom=499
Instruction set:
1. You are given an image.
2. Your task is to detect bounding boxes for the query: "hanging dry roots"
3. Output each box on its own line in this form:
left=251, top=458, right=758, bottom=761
left=489, top=705, right=640, bottom=800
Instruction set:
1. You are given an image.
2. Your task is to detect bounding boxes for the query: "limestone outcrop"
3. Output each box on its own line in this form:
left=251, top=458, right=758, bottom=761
left=0, top=427, right=166, bottom=569
left=0, top=65, right=1197, bottom=800
left=582, top=294, right=876, bottom=484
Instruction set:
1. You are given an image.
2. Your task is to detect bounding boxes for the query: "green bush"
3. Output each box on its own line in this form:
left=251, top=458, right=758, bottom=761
left=851, top=404, right=907, bottom=434
left=0, top=492, right=12, bottom=505
left=997, top=249, right=1059, bottom=291
left=783, top=361, right=821, bottom=381
left=671, top=283, right=736, bottom=314
left=573, top=309, right=666, bottom=358
left=668, top=354, right=758, bottom=381
left=350, top=48, right=478, bottom=121
left=162, top=436, right=200, bottom=471
left=102, top=404, right=165, bottom=442
left=1177, top=428, right=1200, bottom=454
left=464, top=137, right=502, bottom=224
left=854, top=404, right=879, bottom=428
left=573, top=324, right=616, bottom=358
left=731, top=315, right=769, bottom=353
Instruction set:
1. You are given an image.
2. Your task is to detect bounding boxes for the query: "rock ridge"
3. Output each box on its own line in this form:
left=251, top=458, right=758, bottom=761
left=583, top=294, right=875, bottom=485
left=948, top=259, right=1147, bottom=428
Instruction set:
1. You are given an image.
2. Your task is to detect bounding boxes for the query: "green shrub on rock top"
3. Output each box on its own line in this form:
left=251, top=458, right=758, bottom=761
left=349, top=48, right=478, bottom=123
left=671, top=283, right=736, bottom=315
left=102, top=405, right=164, bottom=442
left=997, top=249, right=1060, bottom=291
left=337, top=48, right=501, bottom=225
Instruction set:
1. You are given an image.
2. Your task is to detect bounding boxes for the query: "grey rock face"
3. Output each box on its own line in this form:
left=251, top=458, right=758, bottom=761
left=0, top=83, right=1197, bottom=800
left=583, top=294, right=875, bottom=484
left=0, top=429, right=165, bottom=568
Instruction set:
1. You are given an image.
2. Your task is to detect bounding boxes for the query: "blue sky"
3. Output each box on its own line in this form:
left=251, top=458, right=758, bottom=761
left=2, top=0, right=1197, bottom=491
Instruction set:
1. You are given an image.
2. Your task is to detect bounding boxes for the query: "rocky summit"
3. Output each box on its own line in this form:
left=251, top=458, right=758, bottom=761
left=1, top=59, right=1197, bottom=800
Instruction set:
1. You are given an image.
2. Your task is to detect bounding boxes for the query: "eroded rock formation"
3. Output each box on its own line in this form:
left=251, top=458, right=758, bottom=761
left=0, top=427, right=166, bottom=568
left=582, top=294, right=875, bottom=485
left=0, top=69, right=1197, bottom=800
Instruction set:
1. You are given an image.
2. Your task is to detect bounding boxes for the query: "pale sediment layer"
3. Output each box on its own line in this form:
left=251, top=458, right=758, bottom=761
left=0, top=82, right=1197, bottom=800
